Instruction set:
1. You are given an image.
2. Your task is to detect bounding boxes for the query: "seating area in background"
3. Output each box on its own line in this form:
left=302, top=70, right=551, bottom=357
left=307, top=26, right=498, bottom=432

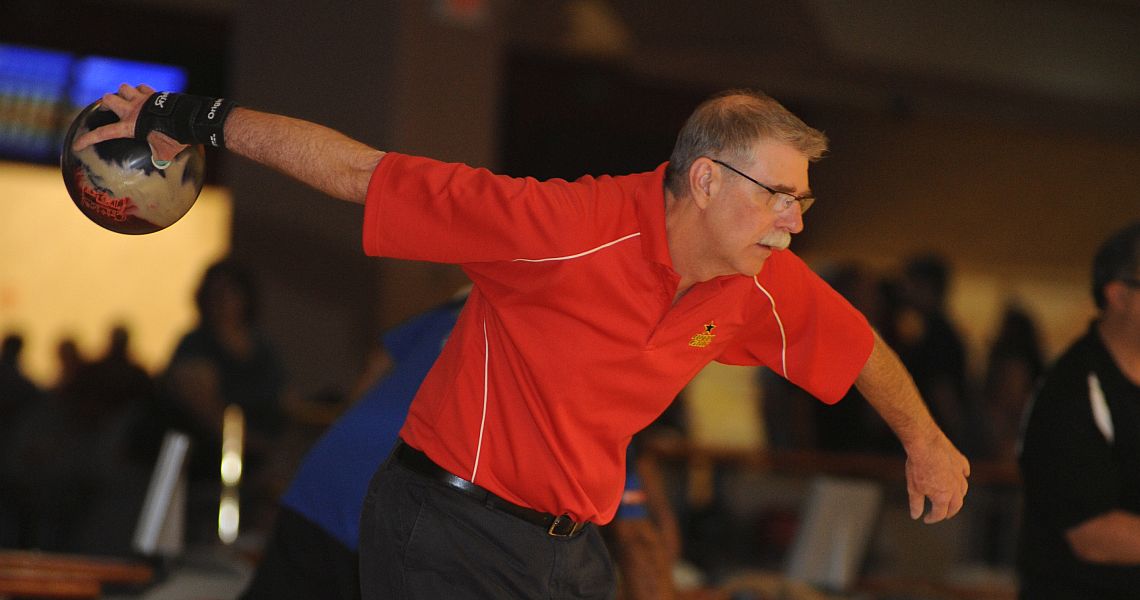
left=640, top=434, right=1019, bottom=600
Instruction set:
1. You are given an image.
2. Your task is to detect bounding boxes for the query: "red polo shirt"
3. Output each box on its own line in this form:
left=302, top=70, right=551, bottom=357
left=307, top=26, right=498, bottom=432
left=363, top=153, right=873, bottom=523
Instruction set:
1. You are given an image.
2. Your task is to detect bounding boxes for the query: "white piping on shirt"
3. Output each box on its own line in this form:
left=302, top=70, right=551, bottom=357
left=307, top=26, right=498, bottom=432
left=471, top=318, right=491, bottom=481
left=1088, top=372, right=1114, bottom=445
left=753, top=278, right=788, bottom=378
left=511, top=232, right=641, bottom=263
left=470, top=233, right=642, bottom=479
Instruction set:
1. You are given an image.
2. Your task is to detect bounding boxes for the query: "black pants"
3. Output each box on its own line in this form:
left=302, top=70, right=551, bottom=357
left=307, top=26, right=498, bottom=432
left=358, top=454, right=616, bottom=599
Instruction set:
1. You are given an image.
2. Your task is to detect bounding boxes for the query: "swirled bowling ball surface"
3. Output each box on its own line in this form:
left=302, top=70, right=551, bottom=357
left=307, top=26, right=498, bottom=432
left=61, top=100, right=205, bottom=235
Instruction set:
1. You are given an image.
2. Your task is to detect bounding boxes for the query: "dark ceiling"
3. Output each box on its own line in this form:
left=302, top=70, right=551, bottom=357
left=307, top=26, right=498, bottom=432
left=508, top=0, right=1140, bottom=141
left=4, top=0, right=1139, bottom=141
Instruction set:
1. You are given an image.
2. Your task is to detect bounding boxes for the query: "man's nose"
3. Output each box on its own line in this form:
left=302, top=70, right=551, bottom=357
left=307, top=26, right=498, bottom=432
left=783, top=204, right=804, bottom=234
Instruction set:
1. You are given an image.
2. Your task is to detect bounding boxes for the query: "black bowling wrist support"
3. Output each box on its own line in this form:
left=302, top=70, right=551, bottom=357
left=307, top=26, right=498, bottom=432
left=135, top=92, right=237, bottom=149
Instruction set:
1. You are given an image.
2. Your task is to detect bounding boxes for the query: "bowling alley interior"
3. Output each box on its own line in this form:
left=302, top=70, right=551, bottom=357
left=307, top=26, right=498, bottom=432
left=2, top=1, right=1139, bottom=599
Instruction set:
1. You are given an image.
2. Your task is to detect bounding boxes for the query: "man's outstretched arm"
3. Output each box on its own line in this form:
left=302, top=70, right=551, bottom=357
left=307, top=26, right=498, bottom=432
left=72, top=84, right=385, bottom=205
left=855, top=331, right=971, bottom=523
left=224, top=108, right=384, bottom=204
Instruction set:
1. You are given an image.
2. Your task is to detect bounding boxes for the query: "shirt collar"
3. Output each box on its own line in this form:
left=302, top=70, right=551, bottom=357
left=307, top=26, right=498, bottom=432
left=633, top=163, right=674, bottom=270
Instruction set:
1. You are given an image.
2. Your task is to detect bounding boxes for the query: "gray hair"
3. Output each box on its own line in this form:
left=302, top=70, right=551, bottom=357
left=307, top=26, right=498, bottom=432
left=665, top=90, right=828, bottom=198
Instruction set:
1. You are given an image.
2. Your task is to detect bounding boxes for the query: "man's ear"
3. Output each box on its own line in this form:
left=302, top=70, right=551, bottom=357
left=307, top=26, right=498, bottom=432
left=688, top=158, right=716, bottom=210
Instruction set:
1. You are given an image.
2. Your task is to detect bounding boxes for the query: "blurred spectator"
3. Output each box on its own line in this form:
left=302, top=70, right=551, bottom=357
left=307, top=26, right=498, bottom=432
left=981, top=304, right=1045, bottom=462
left=606, top=439, right=686, bottom=600
left=968, top=305, right=1046, bottom=567
left=0, top=333, right=42, bottom=547
left=762, top=261, right=896, bottom=454
left=893, top=253, right=975, bottom=452
left=0, top=333, right=39, bottom=443
left=814, top=262, right=900, bottom=454
left=160, top=259, right=291, bottom=543
left=68, top=325, right=156, bottom=422
left=2, top=327, right=151, bottom=553
left=66, top=326, right=161, bottom=556
left=53, top=337, right=85, bottom=396
left=1017, top=222, right=1140, bottom=599
left=241, top=295, right=463, bottom=600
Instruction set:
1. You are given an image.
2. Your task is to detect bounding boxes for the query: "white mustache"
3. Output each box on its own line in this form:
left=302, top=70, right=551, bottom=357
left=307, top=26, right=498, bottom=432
left=759, top=231, right=791, bottom=250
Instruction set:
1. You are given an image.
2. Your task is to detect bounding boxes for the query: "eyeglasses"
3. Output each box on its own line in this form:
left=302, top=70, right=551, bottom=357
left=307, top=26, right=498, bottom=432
left=709, top=158, right=815, bottom=214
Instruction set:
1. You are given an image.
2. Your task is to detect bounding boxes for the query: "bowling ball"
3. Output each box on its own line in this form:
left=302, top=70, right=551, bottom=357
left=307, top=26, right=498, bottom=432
left=60, top=100, right=206, bottom=235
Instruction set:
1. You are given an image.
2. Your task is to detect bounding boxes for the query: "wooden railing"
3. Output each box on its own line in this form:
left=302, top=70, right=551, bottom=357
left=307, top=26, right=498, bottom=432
left=0, top=550, right=153, bottom=599
left=642, top=436, right=1020, bottom=487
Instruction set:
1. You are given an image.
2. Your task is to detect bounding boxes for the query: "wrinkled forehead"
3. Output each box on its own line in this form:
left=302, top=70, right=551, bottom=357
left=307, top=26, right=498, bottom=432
left=743, top=140, right=811, bottom=188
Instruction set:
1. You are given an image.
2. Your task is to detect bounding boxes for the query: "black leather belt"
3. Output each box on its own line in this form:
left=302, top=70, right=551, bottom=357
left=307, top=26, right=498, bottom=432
left=393, top=440, right=586, bottom=537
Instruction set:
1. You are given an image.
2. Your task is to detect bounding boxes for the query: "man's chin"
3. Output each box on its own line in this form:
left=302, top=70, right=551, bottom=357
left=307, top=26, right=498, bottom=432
left=741, top=250, right=772, bottom=276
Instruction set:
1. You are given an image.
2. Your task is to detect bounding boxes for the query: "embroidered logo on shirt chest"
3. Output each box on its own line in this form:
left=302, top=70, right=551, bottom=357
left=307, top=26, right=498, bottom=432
left=688, top=321, right=717, bottom=348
